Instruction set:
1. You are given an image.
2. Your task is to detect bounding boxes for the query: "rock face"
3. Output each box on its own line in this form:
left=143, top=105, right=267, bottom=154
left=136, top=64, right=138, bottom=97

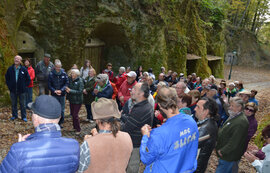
left=0, top=0, right=225, bottom=83
left=225, top=25, right=270, bottom=68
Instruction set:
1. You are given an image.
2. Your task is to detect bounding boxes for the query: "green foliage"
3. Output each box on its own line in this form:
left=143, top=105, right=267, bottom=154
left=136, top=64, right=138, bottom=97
left=199, top=0, right=225, bottom=29
left=0, top=19, right=16, bottom=104
left=254, top=115, right=270, bottom=148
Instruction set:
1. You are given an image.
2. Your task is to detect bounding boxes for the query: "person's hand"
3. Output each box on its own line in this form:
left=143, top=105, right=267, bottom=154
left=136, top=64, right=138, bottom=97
left=65, top=87, right=70, bottom=93
left=247, top=144, right=259, bottom=155
left=18, top=133, right=31, bottom=142
left=84, top=135, right=92, bottom=140
left=83, top=89, right=87, bottom=95
left=244, top=152, right=258, bottom=163
left=217, top=150, right=223, bottom=157
left=119, top=96, right=124, bottom=103
left=91, top=128, right=98, bottom=136
left=141, top=124, right=152, bottom=137
left=93, top=89, right=98, bottom=95
left=55, top=90, right=61, bottom=96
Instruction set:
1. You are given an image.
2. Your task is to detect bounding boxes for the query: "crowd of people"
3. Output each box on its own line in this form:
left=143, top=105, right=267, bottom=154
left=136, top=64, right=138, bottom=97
left=1, top=53, right=269, bottom=173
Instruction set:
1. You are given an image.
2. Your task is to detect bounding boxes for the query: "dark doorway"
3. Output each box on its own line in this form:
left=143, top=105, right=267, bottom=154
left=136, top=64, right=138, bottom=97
left=186, top=60, right=197, bottom=75
left=89, top=23, right=133, bottom=73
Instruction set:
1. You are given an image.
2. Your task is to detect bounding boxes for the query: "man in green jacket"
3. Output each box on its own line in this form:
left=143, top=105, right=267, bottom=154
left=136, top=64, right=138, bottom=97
left=215, top=97, right=249, bottom=173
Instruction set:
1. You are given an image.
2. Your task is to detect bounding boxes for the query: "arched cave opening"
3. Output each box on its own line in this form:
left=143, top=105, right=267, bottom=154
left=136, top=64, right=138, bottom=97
left=85, top=23, right=133, bottom=73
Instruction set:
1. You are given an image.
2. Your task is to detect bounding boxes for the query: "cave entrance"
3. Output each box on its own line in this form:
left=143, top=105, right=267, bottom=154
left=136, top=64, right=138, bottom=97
left=186, top=54, right=201, bottom=75
left=87, top=23, right=133, bottom=73
left=207, top=55, right=222, bottom=76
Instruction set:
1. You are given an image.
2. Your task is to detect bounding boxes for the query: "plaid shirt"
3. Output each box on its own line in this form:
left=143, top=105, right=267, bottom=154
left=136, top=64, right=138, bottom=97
left=78, top=130, right=112, bottom=173
left=35, top=123, right=61, bottom=132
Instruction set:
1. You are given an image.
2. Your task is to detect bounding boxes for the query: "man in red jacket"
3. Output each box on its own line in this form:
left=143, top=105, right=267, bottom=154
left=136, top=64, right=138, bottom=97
left=118, top=71, right=137, bottom=107
left=114, top=66, right=127, bottom=90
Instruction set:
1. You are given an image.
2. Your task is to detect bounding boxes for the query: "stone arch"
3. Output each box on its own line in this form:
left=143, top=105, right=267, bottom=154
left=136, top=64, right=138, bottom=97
left=16, top=31, right=44, bottom=67
left=84, top=22, right=133, bottom=73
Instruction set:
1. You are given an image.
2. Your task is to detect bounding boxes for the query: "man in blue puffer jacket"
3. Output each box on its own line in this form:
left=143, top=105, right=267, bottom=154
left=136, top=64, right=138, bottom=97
left=140, top=87, right=199, bottom=173
left=0, top=95, right=80, bottom=173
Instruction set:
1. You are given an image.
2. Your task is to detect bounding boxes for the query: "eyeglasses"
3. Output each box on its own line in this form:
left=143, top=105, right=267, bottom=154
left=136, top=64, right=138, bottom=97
left=245, top=108, right=254, bottom=113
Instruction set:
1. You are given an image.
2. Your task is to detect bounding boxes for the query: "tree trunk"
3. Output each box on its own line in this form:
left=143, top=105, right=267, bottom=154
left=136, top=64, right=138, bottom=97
left=237, top=0, right=251, bottom=27
left=251, top=0, right=261, bottom=32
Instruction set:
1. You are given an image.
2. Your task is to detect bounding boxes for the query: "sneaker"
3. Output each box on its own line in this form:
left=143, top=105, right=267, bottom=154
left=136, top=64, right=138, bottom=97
left=10, top=117, right=17, bottom=121
left=75, top=131, right=81, bottom=135
left=22, top=118, right=28, bottom=122
left=89, top=120, right=94, bottom=123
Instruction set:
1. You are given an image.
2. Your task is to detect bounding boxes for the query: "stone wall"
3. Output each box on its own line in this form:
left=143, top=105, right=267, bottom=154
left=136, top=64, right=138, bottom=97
left=1, top=0, right=225, bottom=82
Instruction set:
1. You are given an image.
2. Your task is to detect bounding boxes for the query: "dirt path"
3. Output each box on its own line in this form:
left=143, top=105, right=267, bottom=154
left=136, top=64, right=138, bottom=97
left=206, top=65, right=270, bottom=173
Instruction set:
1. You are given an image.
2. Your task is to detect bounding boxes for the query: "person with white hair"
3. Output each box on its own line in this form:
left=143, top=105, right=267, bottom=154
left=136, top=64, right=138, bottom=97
left=114, top=66, right=127, bottom=90
left=66, top=69, right=84, bottom=134
left=216, top=97, right=249, bottom=173
left=93, top=73, right=113, bottom=101
left=48, top=59, right=69, bottom=127
left=225, top=82, right=237, bottom=101
left=5, top=55, right=30, bottom=122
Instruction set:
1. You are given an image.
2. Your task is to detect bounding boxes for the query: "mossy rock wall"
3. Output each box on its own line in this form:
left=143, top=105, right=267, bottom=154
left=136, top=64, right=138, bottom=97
left=1, top=0, right=225, bottom=80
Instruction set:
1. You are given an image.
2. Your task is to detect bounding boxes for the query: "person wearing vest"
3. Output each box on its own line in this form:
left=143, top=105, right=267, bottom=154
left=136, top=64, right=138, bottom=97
left=0, top=95, right=80, bottom=173
left=78, top=98, right=133, bottom=173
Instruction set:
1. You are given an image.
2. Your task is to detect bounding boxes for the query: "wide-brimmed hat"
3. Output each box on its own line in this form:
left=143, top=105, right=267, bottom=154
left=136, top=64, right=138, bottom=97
left=91, top=98, right=120, bottom=120
left=239, top=90, right=251, bottom=95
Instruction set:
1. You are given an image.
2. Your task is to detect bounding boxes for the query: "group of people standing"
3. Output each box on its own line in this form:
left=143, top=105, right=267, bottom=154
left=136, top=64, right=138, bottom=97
left=2, top=53, right=269, bottom=173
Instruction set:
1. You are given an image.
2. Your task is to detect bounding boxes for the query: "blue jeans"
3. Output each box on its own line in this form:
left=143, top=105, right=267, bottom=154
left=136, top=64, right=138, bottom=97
left=25, top=87, right=33, bottom=108
left=10, top=92, right=26, bottom=119
left=53, top=96, right=65, bottom=125
left=216, top=159, right=239, bottom=173
left=85, top=104, right=93, bottom=120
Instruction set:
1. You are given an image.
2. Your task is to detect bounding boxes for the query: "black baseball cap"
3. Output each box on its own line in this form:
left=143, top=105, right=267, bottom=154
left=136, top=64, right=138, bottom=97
left=28, top=95, right=61, bottom=119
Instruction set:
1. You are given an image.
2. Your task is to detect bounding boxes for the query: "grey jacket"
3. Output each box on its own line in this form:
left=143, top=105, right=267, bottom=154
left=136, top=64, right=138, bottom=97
left=35, top=60, right=54, bottom=82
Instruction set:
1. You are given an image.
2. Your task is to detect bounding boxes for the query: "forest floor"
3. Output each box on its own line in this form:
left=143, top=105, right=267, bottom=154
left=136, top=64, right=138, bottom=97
left=1, top=65, right=270, bottom=172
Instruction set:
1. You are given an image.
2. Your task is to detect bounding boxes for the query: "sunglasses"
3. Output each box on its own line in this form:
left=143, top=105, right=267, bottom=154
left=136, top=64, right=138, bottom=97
left=245, top=108, right=254, bottom=113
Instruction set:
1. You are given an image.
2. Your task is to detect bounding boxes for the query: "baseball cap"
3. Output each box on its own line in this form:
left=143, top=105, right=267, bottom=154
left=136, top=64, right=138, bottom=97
left=127, top=71, right=137, bottom=78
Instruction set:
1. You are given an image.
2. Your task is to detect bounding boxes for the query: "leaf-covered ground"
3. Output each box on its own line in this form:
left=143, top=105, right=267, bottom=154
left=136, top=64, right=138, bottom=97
left=1, top=65, right=270, bottom=173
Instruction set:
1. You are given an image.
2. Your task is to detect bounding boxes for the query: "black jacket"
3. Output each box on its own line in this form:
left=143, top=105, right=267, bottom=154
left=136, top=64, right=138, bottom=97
left=48, top=69, right=69, bottom=97
left=121, top=99, right=153, bottom=147
left=195, top=118, right=218, bottom=173
left=5, top=65, right=30, bottom=94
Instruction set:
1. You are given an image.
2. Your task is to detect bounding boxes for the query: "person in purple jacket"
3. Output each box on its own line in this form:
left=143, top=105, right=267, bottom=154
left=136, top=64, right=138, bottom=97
left=244, top=102, right=258, bottom=150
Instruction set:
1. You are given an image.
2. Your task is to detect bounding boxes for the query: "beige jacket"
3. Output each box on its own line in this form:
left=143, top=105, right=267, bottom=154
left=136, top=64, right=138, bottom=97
left=84, top=131, right=133, bottom=173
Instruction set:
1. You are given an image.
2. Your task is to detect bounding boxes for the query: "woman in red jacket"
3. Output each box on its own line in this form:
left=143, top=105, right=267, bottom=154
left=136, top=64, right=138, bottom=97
left=24, top=58, right=35, bottom=108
